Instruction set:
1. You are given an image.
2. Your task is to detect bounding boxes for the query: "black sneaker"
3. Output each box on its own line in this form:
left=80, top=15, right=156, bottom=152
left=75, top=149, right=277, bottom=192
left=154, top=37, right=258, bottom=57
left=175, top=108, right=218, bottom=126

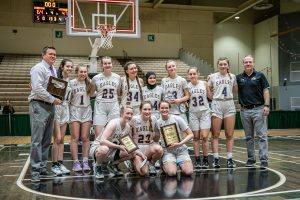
left=94, top=165, right=104, bottom=179
left=227, top=158, right=236, bottom=168
left=194, top=160, right=201, bottom=170
left=245, top=160, right=256, bottom=167
left=212, top=158, right=220, bottom=168
left=40, top=170, right=56, bottom=178
left=202, top=159, right=209, bottom=169
left=31, top=173, right=40, bottom=183
left=260, top=162, right=268, bottom=169
left=108, top=164, right=124, bottom=176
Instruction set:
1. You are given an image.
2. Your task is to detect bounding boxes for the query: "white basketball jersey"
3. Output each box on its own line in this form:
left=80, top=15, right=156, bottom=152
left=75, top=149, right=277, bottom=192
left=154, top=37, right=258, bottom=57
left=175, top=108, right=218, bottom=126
left=130, top=115, right=158, bottom=145
left=156, top=115, right=188, bottom=147
left=121, top=77, right=143, bottom=107
left=69, top=79, right=91, bottom=107
left=92, top=72, right=121, bottom=103
left=63, top=78, right=72, bottom=105
left=207, top=72, right=237, bottom=100
left=188, top=81, right=210, bottom=112
left=92, top=118, right=131, bottom=147
left=99, top=118, right=131, bottom=145
left=161, top=75, right=188, bottom=114
left=142, top=86, right=163, bottom=115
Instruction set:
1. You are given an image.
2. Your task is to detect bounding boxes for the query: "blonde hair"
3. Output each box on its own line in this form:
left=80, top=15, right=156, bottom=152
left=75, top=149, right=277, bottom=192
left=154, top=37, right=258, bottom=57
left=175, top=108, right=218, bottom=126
left=139, top=101, right=153, bottom=132
left=75, top=64, right=94, bottom=96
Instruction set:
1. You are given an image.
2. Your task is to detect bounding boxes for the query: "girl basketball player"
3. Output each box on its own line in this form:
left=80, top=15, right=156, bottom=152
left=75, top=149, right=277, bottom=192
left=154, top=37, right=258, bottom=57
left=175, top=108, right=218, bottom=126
left=130, top=102, right=163, bottom=176
left=51, top=59, right=73, bottom=176
left=156, top=101, right=194, bottom=176
left=187, top=67, right=212, bottom=169
left=161, top=60, right=189, bottom=122
left=207, top=57, right=238, bottom=168
left=142, top=71, right=164, bottom=119
left=69, top=64, right=94, bottom=172
left=120, top=61, right=144, bottom=115
left=92, top=56, right=121, bottom=138
left=90, top=105, right=146, bottom=179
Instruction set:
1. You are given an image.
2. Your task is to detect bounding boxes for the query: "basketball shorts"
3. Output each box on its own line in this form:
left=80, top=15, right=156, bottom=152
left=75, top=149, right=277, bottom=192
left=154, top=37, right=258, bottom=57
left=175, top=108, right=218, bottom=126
left=189, top=109, right=211, bottom=131
left=93, top=101, right=120, bottom=126
left=90, top=143, right=120, bottom=163
left=54, top=103, right=69, bottom=125
left=69, top=105, right=92, bottom=123
left=211, top=100, right=236, bottom=119
left=162, top=145, right=191, bottom=167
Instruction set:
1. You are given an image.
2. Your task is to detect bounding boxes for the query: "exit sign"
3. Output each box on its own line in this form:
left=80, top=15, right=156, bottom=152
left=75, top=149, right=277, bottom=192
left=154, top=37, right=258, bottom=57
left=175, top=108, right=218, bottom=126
left=148, top=34, right=155, bottom=42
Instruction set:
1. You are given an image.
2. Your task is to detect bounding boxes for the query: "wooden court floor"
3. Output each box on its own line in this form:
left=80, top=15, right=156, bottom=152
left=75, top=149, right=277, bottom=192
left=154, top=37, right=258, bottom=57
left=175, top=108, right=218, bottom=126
left=0, top=129, right=299, bottom=200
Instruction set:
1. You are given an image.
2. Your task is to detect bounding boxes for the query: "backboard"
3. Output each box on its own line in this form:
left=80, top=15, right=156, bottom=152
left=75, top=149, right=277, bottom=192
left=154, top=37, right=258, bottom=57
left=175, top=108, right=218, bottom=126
left=66, top=0, right=140, bottom=38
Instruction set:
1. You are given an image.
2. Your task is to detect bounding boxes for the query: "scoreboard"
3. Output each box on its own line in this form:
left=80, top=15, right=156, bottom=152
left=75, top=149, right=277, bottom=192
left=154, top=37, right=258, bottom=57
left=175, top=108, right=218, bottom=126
left=33, top=0, right=68, bottom=24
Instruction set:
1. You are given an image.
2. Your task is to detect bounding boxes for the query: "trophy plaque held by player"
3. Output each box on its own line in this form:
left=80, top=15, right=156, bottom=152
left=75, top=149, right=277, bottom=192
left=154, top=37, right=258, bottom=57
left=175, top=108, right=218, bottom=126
left=119, top=134, right=139, bottom=153
left=161, top=123, right=180, bottom=147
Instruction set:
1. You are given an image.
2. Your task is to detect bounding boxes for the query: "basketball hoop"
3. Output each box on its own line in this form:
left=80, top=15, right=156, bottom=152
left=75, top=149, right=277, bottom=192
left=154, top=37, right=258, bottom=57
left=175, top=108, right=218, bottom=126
left=96, top=24, right=116, bottom=49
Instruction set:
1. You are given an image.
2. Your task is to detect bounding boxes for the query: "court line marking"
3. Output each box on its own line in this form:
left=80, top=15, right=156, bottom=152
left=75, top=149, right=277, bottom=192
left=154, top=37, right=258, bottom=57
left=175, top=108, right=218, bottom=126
left=219, top=144, right=300, bottom=163
left=17, top=155, right=287, bottom=200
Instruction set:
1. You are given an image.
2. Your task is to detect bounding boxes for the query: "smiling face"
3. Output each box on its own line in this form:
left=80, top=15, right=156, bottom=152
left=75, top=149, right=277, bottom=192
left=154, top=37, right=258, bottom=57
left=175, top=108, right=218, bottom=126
left=122, top=107, right=133, bottom=122
left=42, top=48, right=56, bottom=66
left=243, top=56, right=254, bottom=75
left=126, top=63, right=138, bottom=79
left=166, top=61, right=177, bottom=77
left=147, top=75, right=156, bottom=86
left=102, top=57, right=112, bottom=74
left=76, top=65, right=88, bottom=81
left=140, top=102, right=152, bottom=120
left=63, top=61, right=73, bottom=76
left=159, top=101, right=170, bottom=119
left=188, top=68, right=198, bottom=84
left=217, top=59, right=229, bottom=75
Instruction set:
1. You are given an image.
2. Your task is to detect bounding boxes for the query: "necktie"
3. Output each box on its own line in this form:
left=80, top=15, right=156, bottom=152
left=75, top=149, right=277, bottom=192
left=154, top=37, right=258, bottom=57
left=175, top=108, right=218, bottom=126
left=50, top=66, right=55, bottom=77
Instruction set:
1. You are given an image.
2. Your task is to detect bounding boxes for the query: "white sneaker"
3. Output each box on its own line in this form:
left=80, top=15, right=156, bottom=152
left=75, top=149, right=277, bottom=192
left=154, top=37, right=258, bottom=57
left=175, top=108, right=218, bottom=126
left=51, top=165, right=63, bottom=176
left=59, top=163, right=71, bottom=174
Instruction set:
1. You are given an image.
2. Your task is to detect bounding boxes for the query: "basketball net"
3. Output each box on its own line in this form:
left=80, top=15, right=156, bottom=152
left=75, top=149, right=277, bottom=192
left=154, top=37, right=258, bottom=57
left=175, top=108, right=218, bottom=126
left=96, top=24, right=116, bottom=49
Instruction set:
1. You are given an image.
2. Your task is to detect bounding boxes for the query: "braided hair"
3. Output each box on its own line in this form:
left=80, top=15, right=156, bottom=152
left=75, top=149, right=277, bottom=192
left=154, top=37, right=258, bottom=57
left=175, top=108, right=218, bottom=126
left=123, top=61, right=143, bottom=101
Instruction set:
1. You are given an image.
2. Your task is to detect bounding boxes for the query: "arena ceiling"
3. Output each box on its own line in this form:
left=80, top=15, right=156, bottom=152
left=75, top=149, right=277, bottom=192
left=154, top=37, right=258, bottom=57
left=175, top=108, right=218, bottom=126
left=139, top=0, right=281, bottom=24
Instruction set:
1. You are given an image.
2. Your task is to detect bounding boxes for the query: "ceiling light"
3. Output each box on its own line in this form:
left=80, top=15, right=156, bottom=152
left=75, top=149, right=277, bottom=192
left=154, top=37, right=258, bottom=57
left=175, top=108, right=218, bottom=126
left=235, top=16, right=240, bottom=20
left=253, top=3, right=274, bottom=10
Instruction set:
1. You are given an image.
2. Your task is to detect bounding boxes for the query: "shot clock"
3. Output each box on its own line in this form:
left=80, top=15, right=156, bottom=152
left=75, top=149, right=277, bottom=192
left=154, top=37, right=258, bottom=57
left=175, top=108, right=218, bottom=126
left=33, top=0, right=68, bottom=24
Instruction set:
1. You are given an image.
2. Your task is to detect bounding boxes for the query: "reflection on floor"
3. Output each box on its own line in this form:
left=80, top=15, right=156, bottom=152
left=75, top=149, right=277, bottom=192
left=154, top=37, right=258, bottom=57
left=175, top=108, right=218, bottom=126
left=20, top=144, right=280, bottom=199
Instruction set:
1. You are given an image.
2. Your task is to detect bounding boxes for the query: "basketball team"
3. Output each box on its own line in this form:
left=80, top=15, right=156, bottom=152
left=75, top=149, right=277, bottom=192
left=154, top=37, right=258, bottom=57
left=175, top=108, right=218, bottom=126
left=29, top=46, right=270, bottom=182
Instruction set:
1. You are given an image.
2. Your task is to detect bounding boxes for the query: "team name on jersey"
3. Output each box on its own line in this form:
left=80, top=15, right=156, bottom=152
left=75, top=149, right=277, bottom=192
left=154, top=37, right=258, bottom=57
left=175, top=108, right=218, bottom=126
left=143, top=92, right=161, bottom=99
left=135, top=125, right=150, bottom=132
left=99, top=80, right=117, bottom=88
left=124, top=83, right=139, bottom=90
left=215, top=79, right=230, bottom=86
left=164, top=82, right=181, bottom=89
left=72, top=86, right=86, bottom=93
left=189, top=87, right=205, bottom=95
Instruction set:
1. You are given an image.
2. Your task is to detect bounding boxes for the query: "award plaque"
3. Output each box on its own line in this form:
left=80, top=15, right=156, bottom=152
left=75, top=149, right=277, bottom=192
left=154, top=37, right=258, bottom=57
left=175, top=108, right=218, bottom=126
left=119, top=134, right=139, bottom=153
left=161, top=123, right=180, bottom=147
left=47, top=76, right=68, bottom=100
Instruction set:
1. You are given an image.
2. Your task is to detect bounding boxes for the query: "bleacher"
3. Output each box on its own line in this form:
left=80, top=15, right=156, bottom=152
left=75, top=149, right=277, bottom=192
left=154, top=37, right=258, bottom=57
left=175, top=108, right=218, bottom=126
left=0, top=54, right=198, bottom=113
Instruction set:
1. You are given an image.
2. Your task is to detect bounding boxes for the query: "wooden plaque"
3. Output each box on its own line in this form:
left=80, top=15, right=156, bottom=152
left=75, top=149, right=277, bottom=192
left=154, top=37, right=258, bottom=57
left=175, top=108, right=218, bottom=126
left=119, top=134, right=139, bottom=153
left=47, top=76, right=68, bottom=100
left=161, top=123, right=180, bottom=147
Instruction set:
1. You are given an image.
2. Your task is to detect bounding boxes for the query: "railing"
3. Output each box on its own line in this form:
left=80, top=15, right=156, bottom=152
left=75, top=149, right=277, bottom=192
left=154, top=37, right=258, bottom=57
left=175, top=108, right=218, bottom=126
left=179, top=48, right=213, bottom=78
